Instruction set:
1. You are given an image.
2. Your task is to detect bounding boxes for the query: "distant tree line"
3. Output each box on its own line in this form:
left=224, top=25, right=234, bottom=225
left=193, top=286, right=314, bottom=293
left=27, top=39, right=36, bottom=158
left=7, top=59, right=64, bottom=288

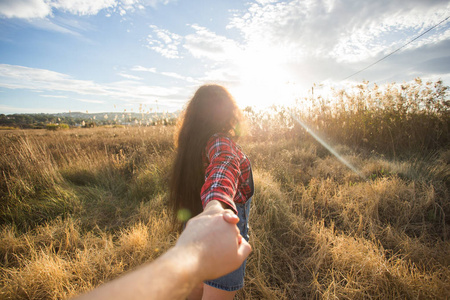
left=0, top=114, right=78, bottom=129
left=0, top=114, right=87, bottom=129
left=0, top=113, right=177, bottom=129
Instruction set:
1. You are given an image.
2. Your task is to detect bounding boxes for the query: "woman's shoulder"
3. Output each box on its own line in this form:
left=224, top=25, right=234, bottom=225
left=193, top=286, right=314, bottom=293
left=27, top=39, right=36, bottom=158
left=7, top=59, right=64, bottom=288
left=206, top=133, right=238, bottom=154
left=207, top=133, right=234, bottom=145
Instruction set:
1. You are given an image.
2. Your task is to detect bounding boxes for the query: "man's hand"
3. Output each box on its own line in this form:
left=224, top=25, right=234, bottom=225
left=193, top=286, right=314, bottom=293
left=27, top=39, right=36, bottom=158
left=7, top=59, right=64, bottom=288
left=175, top=200, right=252, bottom=281
left=73, top=200, right=251, bottom=300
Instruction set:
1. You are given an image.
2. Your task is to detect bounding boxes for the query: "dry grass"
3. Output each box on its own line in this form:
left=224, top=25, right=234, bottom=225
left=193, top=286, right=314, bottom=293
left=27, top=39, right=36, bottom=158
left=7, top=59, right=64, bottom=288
left=0, top=80, right=449, bottom=299
left=236, top=139, right=449, bottom=299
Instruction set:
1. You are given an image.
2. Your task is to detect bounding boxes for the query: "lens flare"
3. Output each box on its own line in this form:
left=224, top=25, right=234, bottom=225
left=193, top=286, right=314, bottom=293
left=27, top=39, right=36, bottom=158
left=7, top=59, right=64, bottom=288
left=290, top=113, right=366, bottom=180
left=177, top=208, right=191, bottom=222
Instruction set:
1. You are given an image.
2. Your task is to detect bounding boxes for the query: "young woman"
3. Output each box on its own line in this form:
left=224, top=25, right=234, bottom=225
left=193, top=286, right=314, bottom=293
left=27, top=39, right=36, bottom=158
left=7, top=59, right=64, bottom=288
left=169, top=84, right=254, bottom=300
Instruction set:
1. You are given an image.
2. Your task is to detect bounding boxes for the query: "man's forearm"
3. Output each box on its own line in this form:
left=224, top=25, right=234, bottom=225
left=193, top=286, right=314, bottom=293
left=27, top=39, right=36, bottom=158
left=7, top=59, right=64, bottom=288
left=73, top=201, right=251, bottom=300
left=75, top=247, right=202, bottom=300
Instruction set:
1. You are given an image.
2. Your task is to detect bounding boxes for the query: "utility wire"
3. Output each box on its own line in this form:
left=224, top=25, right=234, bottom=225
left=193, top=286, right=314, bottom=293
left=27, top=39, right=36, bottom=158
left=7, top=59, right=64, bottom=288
left=343, top=15, right=450, bottom=81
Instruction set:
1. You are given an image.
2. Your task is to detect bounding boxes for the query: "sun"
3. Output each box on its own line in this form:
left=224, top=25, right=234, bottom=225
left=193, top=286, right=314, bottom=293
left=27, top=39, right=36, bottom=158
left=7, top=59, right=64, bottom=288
left=228, top=43, right=303, bottom=110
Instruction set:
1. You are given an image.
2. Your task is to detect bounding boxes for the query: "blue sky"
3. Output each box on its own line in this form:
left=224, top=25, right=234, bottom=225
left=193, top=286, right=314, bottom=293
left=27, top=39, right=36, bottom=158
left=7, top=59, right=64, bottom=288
left=0, top=0, right=449, bottom=114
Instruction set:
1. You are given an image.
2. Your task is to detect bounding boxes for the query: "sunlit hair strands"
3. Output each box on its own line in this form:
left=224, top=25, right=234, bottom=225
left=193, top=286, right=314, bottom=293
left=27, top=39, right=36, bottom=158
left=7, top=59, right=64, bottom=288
left=169, top=84, right=242, bottom=229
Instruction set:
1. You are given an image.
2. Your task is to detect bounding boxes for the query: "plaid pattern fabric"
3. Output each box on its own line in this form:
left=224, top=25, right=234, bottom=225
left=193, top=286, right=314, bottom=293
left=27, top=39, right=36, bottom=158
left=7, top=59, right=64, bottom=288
left=201, top=133, right=253, bottom=214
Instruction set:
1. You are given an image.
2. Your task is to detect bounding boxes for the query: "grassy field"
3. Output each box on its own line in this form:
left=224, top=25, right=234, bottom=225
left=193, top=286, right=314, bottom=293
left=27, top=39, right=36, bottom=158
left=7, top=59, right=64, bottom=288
left=1, top=80, right=449, bottom=299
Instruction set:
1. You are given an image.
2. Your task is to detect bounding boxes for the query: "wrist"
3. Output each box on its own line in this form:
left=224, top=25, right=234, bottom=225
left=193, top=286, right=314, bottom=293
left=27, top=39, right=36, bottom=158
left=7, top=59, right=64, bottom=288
left=163, top=244, right=204, bottom=286
left=205, top=199, right=222, bottom=209
left=205, top=198, right=235, bottom=213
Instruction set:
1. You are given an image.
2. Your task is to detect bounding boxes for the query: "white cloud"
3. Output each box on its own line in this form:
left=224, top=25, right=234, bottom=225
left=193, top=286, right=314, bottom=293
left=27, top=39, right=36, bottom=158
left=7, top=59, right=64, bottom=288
left=147, top=25, right=183, bottom=58
left=0, top=64, right=188, bottom=105
left=0, top=0, right=175, bottom=19
left=146, top=23, right=244, bottom=63
left=2, top=0, right=449, bottom=111
left=120, top=0, right=172, bottom=10
left=0, top=104, right=63, bottom=114
left=131, top=65, right=198, bottom=83
left=75, top=98, right=105, bottom=104
left=131, top=65, right=157, bottom=73
left=0, top=0, right=116, bottom=19
left=0, top=0, right=51, bottom=19
left=120, top=0, right=139, bottom=11
left=183, top=24, right=242, bottom=62
left=223, top=0, right=450, bottom=87
left=200, top=67, right=241, bottom=85
left=40, top=94, right=68, bottom=98
left=229, top=0, right=450, bottom=63
left=50, top=0, right=116, bottom=16
left=25, top=18, right=84, bottom=36
left=118, top=72, right=143, bottom=80
left=160, top=71, right=198, bottom=83
left=0, top=64, right=110, bottom=95
left=331, top=8, right=450, bottom=63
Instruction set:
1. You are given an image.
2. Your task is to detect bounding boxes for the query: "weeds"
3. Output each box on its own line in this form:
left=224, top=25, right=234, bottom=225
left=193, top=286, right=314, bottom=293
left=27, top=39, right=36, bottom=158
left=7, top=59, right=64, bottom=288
left=0, top=79, right=449, bottom=299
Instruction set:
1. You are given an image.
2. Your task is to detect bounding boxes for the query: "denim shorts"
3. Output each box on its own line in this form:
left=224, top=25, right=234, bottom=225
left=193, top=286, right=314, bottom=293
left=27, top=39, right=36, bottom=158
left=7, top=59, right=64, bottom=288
left=204, top=198, right=252, bottom=291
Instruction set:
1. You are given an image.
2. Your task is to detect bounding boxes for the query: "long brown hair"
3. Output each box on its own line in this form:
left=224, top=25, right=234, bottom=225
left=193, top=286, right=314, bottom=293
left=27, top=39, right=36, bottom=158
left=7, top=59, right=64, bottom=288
left=169, top=84, right=242, bottom=227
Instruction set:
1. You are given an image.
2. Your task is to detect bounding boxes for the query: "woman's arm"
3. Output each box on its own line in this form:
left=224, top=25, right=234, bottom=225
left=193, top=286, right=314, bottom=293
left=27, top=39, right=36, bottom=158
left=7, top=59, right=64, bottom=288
left=201, top=135, right=241, bottom=214
left=74, top=201, right=251, bottom=300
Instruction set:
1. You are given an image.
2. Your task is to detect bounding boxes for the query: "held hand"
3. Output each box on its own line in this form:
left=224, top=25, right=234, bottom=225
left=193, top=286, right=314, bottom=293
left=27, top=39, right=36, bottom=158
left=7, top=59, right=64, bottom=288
left=204, top=199, right=240, bottom=225
left=205, top=200, right=242, bottom=243
left=175, top=200, right=251, bottom=281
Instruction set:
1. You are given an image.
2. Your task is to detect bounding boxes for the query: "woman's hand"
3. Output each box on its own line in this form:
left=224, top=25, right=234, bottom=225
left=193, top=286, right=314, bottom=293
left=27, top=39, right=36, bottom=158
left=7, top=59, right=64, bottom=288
left=176, top=199, right=251, bottom=281
left=203, top=200, right=243, bottom=244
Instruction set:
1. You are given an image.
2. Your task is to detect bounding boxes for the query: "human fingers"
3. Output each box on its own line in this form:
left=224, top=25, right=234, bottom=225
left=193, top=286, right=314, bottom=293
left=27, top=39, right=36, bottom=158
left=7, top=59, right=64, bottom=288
left=237, top=234, right=242, bottom=245
left=237, top=238, right=252, bottom=260
left=222, top=210, right=239, bottom=224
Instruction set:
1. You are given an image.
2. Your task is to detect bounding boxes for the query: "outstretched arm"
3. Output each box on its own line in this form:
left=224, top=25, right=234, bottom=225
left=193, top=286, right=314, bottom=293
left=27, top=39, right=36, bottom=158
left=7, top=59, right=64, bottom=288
left=74, top=200, right=251, bottom=300
left=201, top=135, right=241, bottom=214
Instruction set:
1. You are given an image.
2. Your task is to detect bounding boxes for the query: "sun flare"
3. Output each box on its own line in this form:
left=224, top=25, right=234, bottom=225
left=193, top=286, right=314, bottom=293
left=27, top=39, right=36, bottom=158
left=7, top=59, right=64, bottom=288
left=229, top=45, right=303, bottom=109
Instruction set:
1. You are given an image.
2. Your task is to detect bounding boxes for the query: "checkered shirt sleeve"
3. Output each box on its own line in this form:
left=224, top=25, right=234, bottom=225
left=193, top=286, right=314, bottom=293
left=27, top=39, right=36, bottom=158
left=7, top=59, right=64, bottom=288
left=201, top=135, right=241, bottom=214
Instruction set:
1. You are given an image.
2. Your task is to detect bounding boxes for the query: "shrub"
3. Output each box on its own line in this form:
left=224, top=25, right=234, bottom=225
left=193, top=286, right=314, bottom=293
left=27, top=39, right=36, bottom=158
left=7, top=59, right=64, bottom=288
left=46, top=124, right=59, bottom=131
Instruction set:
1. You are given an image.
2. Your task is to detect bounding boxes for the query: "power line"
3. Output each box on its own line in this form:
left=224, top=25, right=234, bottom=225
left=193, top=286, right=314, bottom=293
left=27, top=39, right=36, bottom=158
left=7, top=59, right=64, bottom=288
left=343, top=15, right=450, bottom=81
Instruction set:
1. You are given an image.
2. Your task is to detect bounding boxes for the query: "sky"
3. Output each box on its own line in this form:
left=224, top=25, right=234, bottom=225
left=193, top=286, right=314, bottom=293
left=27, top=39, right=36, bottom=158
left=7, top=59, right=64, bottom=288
left=0, top=0, right=449, bottom=114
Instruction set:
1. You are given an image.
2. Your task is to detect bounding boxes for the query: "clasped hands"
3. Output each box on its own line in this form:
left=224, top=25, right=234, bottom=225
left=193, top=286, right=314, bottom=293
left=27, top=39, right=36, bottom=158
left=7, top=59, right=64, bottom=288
left=176, top=199, right=252, bottom=282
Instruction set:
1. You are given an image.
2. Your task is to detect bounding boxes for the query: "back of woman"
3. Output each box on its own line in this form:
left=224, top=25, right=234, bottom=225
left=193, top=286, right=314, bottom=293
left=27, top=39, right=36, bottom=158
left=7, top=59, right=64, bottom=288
left=169, top=84, right=254, bottom=300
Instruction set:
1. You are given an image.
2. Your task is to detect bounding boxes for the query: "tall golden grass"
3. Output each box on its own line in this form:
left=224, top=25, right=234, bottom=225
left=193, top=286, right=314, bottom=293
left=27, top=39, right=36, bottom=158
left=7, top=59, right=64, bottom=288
left=1, top=80, right=449, bottom=299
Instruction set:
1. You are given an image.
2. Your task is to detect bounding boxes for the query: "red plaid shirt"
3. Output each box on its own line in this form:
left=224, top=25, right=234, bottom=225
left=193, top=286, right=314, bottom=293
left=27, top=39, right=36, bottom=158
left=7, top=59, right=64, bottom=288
left=201, top=133, right=253, bottom=214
